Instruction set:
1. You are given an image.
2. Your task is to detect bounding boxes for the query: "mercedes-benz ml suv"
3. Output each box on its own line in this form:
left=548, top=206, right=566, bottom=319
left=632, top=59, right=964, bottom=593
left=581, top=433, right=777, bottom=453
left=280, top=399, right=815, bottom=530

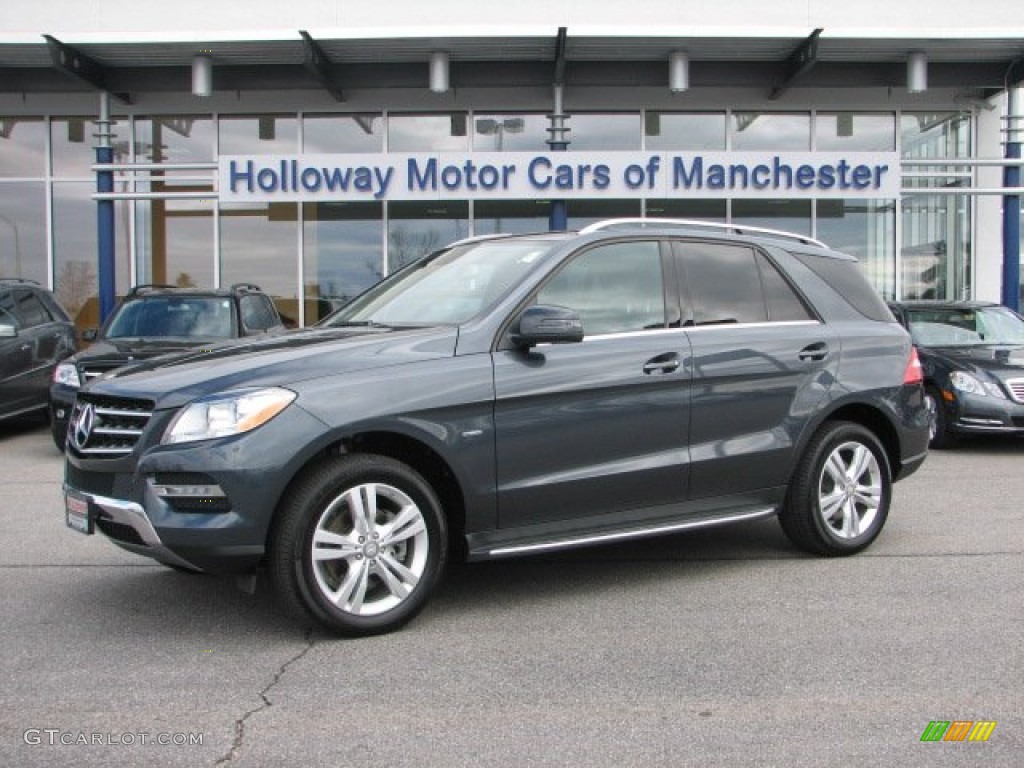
left=62, top=220, right=929, bottom=636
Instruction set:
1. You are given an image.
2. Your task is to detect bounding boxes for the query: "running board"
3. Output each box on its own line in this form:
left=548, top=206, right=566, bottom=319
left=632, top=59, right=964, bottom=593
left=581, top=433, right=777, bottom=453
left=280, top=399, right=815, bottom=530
left=478, top=507, right=777, bottom=559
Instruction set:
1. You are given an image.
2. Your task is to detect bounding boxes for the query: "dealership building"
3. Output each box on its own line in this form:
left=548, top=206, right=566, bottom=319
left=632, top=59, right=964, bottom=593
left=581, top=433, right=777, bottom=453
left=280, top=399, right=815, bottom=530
left=1, top=1, right=1022, bottom=327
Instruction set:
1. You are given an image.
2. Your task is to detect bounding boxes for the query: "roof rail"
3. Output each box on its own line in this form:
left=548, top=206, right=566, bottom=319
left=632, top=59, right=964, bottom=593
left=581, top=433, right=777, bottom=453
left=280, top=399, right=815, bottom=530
left=0, top=277, right=41, bottom=285
left=127, top=284, right=177, bottom=296
left=579, top=218, right=828, bottom=249
left=229, top=283, right=263, bottom=293
left=446, top=233, right=517, bottom=248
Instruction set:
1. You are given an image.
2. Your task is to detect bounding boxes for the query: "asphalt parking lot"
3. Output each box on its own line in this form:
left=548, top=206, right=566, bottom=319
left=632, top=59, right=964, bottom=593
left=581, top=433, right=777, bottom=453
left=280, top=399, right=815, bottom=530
left=1, top=416, right=1021, bottom=767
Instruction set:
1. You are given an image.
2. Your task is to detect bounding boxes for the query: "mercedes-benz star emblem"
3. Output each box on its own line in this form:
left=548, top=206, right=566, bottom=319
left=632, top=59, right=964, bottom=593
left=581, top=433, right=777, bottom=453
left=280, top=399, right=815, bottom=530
left=71, top=403, right=96, bottom=451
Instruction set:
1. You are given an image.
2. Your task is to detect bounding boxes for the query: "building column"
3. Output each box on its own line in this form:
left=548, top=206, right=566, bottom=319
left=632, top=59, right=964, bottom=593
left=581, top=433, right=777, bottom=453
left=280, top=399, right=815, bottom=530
left=1003, top=81, right=1022, bottom=311
left=95, top=92, right=116, bottom=322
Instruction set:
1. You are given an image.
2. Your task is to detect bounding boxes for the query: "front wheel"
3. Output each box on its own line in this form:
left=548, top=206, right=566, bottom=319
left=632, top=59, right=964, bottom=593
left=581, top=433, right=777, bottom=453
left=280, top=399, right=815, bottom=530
left=779, top=421, right=891, bottom=556
left=269, top=454, right=447, bottom=636
left=924, top=387, right=958, bottom=449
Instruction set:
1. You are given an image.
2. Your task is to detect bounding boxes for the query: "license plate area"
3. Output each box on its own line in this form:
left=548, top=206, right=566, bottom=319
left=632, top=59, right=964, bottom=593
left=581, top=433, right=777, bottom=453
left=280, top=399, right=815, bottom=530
left=65, top=491, right=94, bottom=535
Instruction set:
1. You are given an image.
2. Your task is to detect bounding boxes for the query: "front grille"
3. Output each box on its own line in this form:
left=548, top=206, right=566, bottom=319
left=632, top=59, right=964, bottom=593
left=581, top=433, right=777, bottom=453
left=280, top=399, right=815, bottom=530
left=1005, top=378, right=1024, bottom=404
left=68, top=395, right=154, bottom=457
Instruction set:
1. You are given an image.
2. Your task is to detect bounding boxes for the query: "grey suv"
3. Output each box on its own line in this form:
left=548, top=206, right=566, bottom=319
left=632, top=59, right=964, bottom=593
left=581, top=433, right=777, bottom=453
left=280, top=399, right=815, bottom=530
left=62, top=220, right=929, bottom=636
left=1, top=279, right=77, bottom=426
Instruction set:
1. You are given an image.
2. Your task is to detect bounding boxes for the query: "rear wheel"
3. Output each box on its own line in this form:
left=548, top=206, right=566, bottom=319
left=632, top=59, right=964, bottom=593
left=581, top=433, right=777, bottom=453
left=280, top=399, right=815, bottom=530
left=269, top=454, right=447, bottom=636
left=779, top=421, right=891, bottom=556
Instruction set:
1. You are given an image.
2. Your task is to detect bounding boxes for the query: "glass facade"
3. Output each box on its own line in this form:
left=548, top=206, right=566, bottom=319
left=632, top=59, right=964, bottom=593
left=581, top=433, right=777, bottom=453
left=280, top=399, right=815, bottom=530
left=900, top=112, right=972, bottom=300
left=0, top=108, right=982, bottom=331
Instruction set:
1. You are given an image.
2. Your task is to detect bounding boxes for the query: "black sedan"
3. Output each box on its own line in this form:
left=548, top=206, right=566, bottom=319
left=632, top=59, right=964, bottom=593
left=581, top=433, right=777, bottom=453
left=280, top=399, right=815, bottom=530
left=889, top=300, right=1024, bottom=448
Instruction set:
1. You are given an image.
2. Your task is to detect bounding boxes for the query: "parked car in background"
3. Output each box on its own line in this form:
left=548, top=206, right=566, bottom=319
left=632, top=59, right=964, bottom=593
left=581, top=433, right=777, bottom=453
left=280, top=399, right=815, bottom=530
left=62, top=220, right=928, bottom=637
left=1, top=279, right=77, bottom=428
left=889, top=300, right=1024, bottom=448
left=50, top=283, right=284, bottom=449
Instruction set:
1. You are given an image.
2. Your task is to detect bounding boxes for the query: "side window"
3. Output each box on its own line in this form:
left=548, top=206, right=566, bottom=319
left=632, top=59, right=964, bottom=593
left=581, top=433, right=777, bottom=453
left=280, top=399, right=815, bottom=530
left=0, top=290, right=18, bottom=329
left=240, top=295, right=279, bottom=333
left=681, top=243, right=767, bottom=325
left=13, top=289, right=53, bottom=329
left=757, top=252, right=815, bottom=321
left=536, top=241, right=665, bottom=336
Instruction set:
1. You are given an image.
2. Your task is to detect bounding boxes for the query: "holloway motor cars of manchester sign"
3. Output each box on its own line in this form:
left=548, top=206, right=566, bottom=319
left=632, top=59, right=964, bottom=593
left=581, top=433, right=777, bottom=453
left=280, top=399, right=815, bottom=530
left=218, top=151, right=899, bottom=202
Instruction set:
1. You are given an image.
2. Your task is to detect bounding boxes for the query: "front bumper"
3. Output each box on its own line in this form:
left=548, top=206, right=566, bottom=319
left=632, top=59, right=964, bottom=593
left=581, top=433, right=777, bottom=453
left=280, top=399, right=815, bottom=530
left=64, top=487, right=202, bottom=571
left=63, top=401, right=331, bottom=573
left=947, top=391, right=1024, bottom=436
left=49, top=383, right=77, bottom=438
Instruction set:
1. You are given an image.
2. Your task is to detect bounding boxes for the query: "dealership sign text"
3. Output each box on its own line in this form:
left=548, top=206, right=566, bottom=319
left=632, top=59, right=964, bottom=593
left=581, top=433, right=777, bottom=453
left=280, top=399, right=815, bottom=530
left=219, top=151, right=898, bottom=202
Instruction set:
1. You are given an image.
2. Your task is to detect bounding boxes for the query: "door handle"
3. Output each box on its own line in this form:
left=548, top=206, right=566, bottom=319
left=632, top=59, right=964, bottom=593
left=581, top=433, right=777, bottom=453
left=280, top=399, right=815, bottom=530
left=798, top=342, right=829, bottom=362
left=642, top=352, right=681, bottom=374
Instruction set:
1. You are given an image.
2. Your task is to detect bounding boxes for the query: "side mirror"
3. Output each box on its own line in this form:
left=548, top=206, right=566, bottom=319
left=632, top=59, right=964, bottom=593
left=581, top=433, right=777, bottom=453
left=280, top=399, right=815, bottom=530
left=81, top=328, right=98, bottom=342
left=0, top=322, right=16, bottom=339
left=511, top=305, right=583, bottom=348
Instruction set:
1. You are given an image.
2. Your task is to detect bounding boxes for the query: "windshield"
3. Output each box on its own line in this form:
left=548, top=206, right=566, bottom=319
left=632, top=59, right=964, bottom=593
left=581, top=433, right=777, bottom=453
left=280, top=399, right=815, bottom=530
left=324, top=239, right=558, bottom=327
left=105, top=296, right=237, bottom=339
left=906, top=306, right=1024, bottom=347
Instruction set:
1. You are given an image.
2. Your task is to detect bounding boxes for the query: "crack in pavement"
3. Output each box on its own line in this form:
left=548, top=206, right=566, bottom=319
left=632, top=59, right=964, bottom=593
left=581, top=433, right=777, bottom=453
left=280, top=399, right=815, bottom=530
left=215, top=627, right=316, bottom=766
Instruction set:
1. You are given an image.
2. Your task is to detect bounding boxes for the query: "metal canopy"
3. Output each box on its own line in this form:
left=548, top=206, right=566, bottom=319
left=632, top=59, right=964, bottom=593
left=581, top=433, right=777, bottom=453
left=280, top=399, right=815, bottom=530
left=42, top=35, right=131, bottom=104
left=299, top=30, right=344, bottom=102
left=770, top=28, right=822, bottom=101
left=0, top=30, right=1020, bottom=96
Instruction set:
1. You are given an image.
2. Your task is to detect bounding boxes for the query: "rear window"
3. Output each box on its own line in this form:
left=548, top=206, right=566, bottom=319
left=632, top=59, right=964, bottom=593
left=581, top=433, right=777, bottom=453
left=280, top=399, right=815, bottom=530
left=792, top=252, right=893, bottom=322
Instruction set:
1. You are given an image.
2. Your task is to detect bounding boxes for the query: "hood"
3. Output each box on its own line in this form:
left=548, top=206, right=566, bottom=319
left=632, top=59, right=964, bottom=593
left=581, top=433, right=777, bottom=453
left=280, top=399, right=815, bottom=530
left=922, top=344, right=1024, bottom=378
left=74, top=337, right=227, bottom=365
left=84, top=325, right=458, bottom=409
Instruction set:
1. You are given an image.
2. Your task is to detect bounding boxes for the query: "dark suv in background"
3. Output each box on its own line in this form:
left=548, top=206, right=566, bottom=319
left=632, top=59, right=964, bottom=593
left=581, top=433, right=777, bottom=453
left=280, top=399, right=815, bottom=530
left=0, top=279, right=77, bottom=427
left=50, top=283, right=283, bottom=449
left=62, top=220, right=929, bottom=636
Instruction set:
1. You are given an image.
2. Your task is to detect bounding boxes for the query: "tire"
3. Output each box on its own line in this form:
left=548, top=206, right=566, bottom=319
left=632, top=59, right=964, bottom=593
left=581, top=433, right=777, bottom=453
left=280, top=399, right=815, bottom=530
left=779, top=421, right=891, bottom=556
left=269, top=454, right=447, bottom=637
left=924, top=387, right=958, bottom=449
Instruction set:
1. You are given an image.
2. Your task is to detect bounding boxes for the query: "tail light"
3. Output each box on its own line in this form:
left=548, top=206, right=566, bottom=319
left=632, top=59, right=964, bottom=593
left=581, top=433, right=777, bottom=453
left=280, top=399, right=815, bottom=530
left=903, top=347, right=923, bottom=385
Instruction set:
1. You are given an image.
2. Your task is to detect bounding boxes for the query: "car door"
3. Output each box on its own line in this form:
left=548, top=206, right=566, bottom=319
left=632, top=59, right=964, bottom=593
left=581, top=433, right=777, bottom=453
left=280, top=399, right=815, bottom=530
left=13, top=289, right=64, bottom=399
left=0, top=291, right=36, bottom=412
left=492, top=239, right=692, bottom=530
left=676, top=240, right=836, bottom=501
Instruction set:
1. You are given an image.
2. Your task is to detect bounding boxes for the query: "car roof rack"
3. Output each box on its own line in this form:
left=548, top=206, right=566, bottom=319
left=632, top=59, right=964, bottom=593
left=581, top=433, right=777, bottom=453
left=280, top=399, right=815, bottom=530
left=579, top=218, right=829, bottom=249
left=446, top=233, right=519, bottom=247
left=127, top=284, right=178, bottom=296
left=229, top=283, right=263, bottom=293
left=0, top=277, right=41, bottom=285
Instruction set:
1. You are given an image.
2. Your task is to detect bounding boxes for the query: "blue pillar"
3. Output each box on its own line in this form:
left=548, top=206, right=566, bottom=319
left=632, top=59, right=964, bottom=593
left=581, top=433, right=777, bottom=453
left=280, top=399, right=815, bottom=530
left=1003, top=140, right=1021, bottom=312
left=96, top=144, right=116, bottom=323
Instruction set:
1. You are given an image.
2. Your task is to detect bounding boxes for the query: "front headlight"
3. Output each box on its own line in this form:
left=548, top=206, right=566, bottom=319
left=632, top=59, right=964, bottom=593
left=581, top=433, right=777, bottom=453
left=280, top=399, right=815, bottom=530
left=162, top=387, right=297, bottom=445
left=53, top=362, right=81, bottom=388
left=949, top=370, right=1005, bottom=399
